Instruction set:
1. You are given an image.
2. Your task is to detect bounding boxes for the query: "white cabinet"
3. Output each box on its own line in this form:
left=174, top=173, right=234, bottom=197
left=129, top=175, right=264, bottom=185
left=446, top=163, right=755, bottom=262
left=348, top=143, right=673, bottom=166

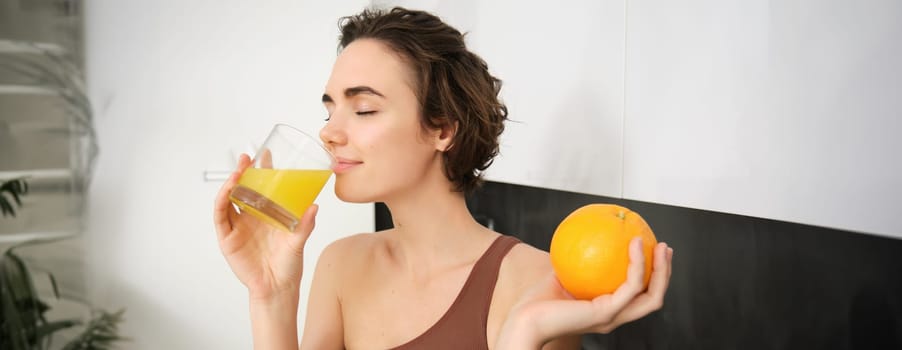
left=376, top=0, right=902, bottom=238
left=622, top=0, right=902, bottom=238
left=380, top=0, right=627, bottom=197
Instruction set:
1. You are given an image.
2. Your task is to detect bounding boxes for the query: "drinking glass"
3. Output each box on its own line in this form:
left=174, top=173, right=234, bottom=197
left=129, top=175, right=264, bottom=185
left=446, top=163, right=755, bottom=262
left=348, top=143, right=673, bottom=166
left=229, top=124, right=334, bottom=231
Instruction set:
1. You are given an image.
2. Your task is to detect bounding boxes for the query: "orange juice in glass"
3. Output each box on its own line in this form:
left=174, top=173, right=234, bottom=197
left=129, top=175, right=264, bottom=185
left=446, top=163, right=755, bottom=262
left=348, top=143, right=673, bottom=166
left=229, top=124, right=334, bottom=231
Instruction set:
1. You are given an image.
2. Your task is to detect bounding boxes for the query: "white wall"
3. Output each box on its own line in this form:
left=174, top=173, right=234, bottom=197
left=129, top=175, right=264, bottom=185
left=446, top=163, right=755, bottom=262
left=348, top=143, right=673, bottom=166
left=623, top=0, right=902, bottom=238
left=84, top=1, right=372, bottom=349
left=383, top=0, right=902, bottom=239
left=376, top=0, right=626, bottom=198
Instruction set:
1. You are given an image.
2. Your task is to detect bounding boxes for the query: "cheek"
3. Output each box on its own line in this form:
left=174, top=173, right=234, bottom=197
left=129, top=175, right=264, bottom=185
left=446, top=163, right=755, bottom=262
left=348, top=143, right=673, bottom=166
left=354, top=119, right=417, bottom=160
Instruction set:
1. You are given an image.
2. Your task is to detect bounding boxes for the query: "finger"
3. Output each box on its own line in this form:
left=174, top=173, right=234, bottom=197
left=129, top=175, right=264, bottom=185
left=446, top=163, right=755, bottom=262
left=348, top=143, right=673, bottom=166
left=579, top=237, right=647, bottom=334
left=668, top=246, right=673, bottom=270
left=607, top=237, right=647, bottom=310
left=525, top=281, right=604, bottom=338
left=214, top=154, right=252, bottom=240
left=647, top=243, right=672, bottom=301
left=288, top=204, right=319, bottom=256
left=259, top=148, right=273, bottom=169
left=237, top=153, right=253, bottom=172
left=214, top=171, right=240, bottom=240
left=646, top=242, right=672, bottom=301
left=605, top=243, right=672, bottom=327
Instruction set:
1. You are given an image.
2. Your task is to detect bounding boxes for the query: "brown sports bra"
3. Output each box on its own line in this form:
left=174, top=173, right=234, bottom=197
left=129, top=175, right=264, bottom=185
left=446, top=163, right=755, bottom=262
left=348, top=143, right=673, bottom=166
left=390, top=235, right=521, bottom=349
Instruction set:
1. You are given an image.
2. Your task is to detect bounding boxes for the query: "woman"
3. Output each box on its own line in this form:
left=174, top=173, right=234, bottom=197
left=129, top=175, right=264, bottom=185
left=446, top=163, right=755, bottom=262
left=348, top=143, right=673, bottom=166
left=214, top=7, right=673, bottom=350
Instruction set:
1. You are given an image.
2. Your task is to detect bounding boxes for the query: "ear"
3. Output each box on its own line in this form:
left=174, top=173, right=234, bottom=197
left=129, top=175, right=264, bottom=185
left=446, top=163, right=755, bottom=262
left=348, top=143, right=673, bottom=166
left=433, top=120, right=458, bottom=152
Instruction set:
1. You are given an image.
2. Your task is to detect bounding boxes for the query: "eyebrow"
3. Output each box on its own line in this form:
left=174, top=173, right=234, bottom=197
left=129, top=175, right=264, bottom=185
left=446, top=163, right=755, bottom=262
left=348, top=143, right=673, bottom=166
left=321, top=86, right=385, bottom=103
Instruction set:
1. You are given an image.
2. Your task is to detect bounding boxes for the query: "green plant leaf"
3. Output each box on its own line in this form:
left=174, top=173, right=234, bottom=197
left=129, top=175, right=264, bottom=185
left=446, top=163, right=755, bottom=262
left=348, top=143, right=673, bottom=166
left=0, top=259, right=30, bottom=350
left=0, top=178, right=29, bottom=218
left=1, top=249, right=51, bottom=348
left=35, top=319, right=80, bottom=339
left=47, top=273, right=60, bottom=300
left=5, top=250, right=48, bottom=319
left=0, top=200, right=15, bottom=217
left=60, top=309, right=128, bottom=350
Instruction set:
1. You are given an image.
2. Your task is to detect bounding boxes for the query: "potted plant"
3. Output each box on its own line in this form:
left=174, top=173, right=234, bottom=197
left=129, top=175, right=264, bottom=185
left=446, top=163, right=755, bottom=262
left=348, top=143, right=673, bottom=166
left=1, top=177, right=127, bottom=350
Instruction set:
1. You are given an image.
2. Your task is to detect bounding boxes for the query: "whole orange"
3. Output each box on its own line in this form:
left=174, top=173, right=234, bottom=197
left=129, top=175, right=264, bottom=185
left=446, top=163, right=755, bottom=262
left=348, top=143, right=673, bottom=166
left=549, top=204, right=657, bottom=300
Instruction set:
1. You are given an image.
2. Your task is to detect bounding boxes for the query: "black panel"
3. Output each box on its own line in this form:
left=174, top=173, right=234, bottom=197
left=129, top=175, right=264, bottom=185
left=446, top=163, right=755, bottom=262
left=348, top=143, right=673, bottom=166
left=375, top=181, right=902, bottom=349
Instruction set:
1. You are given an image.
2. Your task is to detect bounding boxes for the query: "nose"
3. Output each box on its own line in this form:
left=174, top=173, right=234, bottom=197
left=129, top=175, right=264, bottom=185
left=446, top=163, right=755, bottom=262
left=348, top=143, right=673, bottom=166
left=319, top=118, right=346, bottom=152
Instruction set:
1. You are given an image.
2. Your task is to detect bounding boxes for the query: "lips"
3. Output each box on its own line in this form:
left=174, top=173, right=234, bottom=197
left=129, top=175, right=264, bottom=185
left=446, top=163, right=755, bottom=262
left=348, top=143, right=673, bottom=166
left=332, top=157, right=362, bottom=174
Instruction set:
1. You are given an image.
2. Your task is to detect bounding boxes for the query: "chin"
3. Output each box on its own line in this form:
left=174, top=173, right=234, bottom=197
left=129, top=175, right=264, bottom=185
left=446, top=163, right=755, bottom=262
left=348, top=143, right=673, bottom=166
left=333, top=183, right=375, bottom=203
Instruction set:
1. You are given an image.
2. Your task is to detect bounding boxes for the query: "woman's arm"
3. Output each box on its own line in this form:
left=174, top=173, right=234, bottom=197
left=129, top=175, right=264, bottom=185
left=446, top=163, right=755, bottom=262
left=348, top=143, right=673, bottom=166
left=214, top=154, right=335, bottom=349
left=249, top=290, right=302, bottom=350
left=299, top=240, right=347, bottom=350
left=496, top=239, right=673, bottom=349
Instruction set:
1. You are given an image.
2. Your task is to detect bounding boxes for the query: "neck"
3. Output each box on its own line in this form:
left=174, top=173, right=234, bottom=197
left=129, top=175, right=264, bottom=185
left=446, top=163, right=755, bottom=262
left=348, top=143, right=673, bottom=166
left=381, top=176, right=494, bottom=273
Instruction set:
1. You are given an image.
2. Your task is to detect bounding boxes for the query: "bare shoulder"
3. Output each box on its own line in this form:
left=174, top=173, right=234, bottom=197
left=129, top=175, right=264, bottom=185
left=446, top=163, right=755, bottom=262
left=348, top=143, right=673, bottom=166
left=316, top=231, right=399, bottom=283
left=317, top=232, right=384, bottom=269
left=303, top=233, right=389, bottom=349
left=487, top=238, right=558, bottom=347
left=491, top=237, right=553, bottom=310
left=500, top=239, right=554, bottom=286
left=321, top=232, right=378, bottom=253
left=493, top=238, right=582, bottom=349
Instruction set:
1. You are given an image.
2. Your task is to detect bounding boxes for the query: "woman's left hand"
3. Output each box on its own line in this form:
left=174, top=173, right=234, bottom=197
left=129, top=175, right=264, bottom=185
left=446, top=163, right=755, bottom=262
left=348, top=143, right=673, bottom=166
left=497, top=238, right=673, bottom=349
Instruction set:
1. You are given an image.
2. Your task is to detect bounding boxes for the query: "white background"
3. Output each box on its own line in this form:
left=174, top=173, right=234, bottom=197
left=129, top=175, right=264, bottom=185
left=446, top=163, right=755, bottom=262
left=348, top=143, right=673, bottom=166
left=85, top=1, right=372, bottom=348
left=622, top=0, right=901, bottom=238
left=389, top=0, right=901, bottom=238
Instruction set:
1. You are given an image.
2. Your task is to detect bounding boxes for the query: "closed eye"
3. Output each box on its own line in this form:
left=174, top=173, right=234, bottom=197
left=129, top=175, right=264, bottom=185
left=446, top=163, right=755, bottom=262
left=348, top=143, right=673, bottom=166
left=356, top=111, right=377, bottom=116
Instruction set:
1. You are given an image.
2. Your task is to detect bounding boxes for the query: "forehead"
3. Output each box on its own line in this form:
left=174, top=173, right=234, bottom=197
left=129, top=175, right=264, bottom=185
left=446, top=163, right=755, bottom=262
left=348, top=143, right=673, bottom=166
left=325, top=39, right=415, bottom=97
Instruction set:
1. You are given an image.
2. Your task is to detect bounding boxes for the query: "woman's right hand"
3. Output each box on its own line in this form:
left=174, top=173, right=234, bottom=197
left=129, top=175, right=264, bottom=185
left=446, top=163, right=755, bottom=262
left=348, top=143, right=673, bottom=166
left=213, top=154, right=318, bottom=301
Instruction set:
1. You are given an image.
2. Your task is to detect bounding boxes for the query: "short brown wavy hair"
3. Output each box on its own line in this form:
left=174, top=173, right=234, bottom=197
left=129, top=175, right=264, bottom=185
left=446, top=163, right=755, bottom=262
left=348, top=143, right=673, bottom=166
left=337, top=7, right=508, bottom=193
